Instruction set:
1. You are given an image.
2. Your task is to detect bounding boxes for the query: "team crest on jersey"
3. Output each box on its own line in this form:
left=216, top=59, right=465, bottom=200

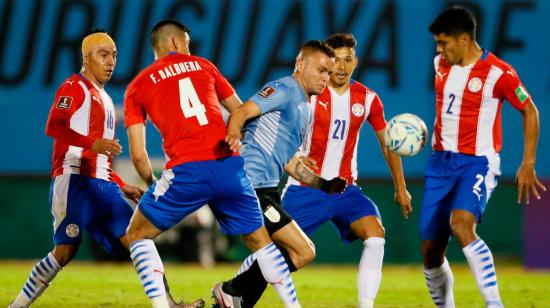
left=468, top=77, right=482, bottom=93
left=56, top=96, right=73, bottom=110
left=258, top=86, right=276, bottom=98
left=351, top=103, right=365, bottom=117
left=65, top=224, right=80, bottom=238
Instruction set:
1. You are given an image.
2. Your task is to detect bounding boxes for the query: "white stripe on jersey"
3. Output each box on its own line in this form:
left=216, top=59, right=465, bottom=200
left=51, top=174, right=71, bottom=231
left=475, top=66, right=503, bottom=156
left=62, top=81, right=91, bottom=174
left=253, top=111, right=280, bottom=154
left=350, top=91, right=375, bottom=180
left=440, top=64, right=471, bottom=152
left=320, top=89, right=350, bottom=179
left=96, top=88, right=115, bottom=180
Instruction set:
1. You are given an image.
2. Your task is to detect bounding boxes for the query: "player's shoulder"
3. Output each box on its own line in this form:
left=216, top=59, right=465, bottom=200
left=255, top=76, right=294, bottom=99
left=56, top=74, right=85, bottom=96
left=482, top=51, right=514, bottom=72
left=433, top=54, right=450, bottom=69
left=350, top=80, right=380, bottom=99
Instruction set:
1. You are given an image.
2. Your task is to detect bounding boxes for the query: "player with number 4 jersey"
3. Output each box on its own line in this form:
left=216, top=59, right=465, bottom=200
left=123, top=20, right=301, bottom=308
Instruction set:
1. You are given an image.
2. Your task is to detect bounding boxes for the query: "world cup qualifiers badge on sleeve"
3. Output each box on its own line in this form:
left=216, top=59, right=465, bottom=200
left=56, top=96, right=73, bottom=110
left=258, top=86, right=276, bottom=98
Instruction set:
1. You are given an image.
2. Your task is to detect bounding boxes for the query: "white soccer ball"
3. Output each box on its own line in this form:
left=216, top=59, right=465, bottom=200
left=384, top=113, right=428, bottom=157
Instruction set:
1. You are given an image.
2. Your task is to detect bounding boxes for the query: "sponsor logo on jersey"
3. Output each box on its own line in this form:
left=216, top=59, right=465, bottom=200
left=65, top=223, right=80, bottom=238
left=318, top=100, right=328, bottom=110
left=515, top=85, right=529, bottom=104
left=436, top=70, right=447, bottom=81
left=56, top=96, right=73, bottom=110
left=258, top=86, right=276, bottom=98
left=264, top=205, right=281, bottom=223
left=352, top=103, right=365, bottom=117
left=468, top=77, right=482, bottom=93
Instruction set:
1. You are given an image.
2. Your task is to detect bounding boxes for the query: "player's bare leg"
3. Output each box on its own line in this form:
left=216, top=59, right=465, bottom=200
left=422, top=239, right=455, bottom=307
left=119, top=235, right=204, bottom=308
left=10, top=244, right=76, bottom=308
left=451, top=209, right=503, bottom=307
left=350, top=216, right=385, bottom=308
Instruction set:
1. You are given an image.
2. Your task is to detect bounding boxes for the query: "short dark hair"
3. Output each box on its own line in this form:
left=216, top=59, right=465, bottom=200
left=150, top=20, right=191, bottom=48
left=300, top=40, right=335, bottom=58
left=429, top=6, right=477, bottom=39
left=325, top=33, right=357, bottom=49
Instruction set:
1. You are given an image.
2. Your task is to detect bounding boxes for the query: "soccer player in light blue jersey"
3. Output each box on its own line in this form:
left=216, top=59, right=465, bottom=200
left=212, top=41, right=347, bottom=308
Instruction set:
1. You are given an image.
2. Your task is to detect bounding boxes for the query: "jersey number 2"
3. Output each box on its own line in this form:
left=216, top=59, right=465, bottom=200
left=179, top=77, right=208, bottom=125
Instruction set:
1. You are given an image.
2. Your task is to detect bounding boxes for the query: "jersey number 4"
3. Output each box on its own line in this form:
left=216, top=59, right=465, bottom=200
left=178, top=77, right=208, bottom=126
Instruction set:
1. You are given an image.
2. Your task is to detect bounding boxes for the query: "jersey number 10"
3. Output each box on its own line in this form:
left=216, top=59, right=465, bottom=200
left=178, top=77, right=209, bottom=126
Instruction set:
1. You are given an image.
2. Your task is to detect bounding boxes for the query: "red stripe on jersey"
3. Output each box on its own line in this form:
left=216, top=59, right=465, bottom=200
left=308, top=93, right=332, bottom=173
left=433, top=57, right=451, bottom=151
left=338, top=85, right=367, bottom=182
left=492, top=102, right=504, bottom=152
left=457, top=61, right=491, bottom=154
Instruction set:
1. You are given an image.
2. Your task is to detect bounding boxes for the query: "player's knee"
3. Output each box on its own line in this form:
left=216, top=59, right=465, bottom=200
left=125, top=225, right=145, bottom=244
left=450, top=219, right=474, bottom=240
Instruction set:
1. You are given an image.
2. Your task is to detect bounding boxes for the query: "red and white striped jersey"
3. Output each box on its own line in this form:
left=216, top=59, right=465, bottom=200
left=288, top=81, right=386, bottom=186
left=432, top=51, right=531, bottom=156
left=46, top=74, right=118, bottom=182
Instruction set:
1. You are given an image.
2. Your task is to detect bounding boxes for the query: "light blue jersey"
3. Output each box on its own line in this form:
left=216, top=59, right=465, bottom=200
left=242, top=76, right=310, bottom=188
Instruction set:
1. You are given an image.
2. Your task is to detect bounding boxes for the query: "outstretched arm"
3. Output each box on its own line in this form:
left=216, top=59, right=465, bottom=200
left=127, top=123, right=155, bottom=187
left=516, top=101, right=547, bottom=204
left=375, top=129, right=412, bottom=219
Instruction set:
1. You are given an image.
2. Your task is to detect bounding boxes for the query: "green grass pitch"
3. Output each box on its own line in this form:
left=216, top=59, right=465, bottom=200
left=1, top=261, right=549, bottom=307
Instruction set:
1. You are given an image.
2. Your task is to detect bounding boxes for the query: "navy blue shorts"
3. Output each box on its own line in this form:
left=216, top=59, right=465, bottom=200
left=282, top=184, right=380, bottom=243
left=49, top=174, right=133, bottom=253
left=138, top=156, right=264, bottom=235
left=419, top=151, right=500, bottom=240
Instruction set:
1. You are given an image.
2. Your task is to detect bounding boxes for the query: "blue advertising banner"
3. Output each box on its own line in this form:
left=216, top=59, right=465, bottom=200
left=1, top=0, right=548, bottom=177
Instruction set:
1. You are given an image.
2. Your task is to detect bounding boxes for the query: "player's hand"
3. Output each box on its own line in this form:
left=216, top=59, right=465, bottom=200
left=395, top=188, right=412, bottom=219
left=92, top=138, right=123, bottom=156
left=516, top=163, right=546, bottom=204
left=122, top=185, right=144, bottom=203
left=320, top=177, right=347, bottom=194
left=225, top=129, right=243, bottom=152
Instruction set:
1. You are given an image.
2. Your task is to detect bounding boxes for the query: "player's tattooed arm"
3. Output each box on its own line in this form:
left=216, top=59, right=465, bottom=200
left=284, top=155, right=347, bottom=194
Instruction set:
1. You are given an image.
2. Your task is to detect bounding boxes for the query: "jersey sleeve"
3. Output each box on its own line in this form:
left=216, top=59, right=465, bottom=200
left=205, top=60, right=235, bottom=101
left=45, top=80, right=95, bottom=149
left=249, top=82, right=290, bottom=114
left=124, top=79, right=147, bottom=128
left=367, top=94, right=386, bottom=132
left=494, top=66, right=531, bottom=111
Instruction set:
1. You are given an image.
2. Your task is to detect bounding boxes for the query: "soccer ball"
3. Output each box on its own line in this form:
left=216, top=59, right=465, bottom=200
left=384, top=113, right=428, bottom=157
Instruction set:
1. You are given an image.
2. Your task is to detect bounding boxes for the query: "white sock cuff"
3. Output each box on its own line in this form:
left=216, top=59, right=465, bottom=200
left=47, top=252, right=62, bottom=270
left=462, top=238, right=485, bottom=257
left=364, top=237, right=385, bottom=247
left=424, top=258, right=450, bottom=278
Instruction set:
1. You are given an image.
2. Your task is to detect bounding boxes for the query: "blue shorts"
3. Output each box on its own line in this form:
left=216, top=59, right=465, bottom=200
left=138, top=156, right=263, bottom=235
left=419, top=151, right=500, bottom=240
left=49, top=174, right=133, bottom=253
left=282, top=184, right=380, bottom=243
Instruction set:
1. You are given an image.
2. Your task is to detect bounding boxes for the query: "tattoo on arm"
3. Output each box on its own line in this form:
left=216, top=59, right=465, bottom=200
left=293, top=158, right=323, bottom=188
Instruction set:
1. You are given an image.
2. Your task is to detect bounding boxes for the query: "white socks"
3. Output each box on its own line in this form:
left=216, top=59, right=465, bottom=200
left=12, top=252, right=62, bottom=307
left=237, top=253, right=257, bottom=275
left=357, top=237, right=385, bottom=308
left=130, top=239, right=168, bottom=308
left=424, top=258, right=455, bottom=307
left=463, top=238, right=503, bottom=308
left=255, top=242, right=300, bottom=308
